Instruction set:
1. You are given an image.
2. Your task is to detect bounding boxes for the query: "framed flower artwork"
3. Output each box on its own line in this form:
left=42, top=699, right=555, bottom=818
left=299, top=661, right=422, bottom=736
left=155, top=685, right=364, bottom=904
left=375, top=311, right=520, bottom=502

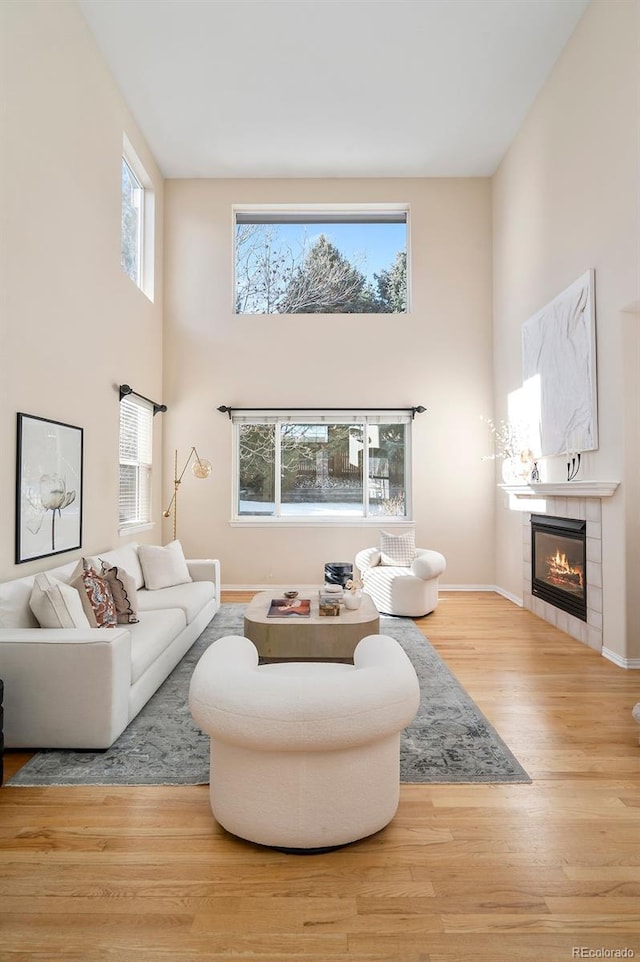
left=16, top=413, right=83, bottom=563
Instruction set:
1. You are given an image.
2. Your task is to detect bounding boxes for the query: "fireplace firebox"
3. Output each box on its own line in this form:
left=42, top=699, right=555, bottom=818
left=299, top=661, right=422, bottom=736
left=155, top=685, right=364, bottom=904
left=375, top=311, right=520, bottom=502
left=531, top=514, right=587, bottom=621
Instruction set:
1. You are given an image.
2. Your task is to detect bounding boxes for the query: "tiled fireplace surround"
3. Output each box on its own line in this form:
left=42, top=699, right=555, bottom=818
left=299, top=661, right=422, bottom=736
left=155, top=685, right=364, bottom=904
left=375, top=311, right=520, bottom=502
left=521, top=496, right=603, bottom=652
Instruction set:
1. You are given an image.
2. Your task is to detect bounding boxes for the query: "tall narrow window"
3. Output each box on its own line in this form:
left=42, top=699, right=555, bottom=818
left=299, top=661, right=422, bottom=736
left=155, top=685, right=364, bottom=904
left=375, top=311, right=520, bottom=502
left=120, top=136, right=155, bottom=299
left=235, top=207, right=408, bottom=314
left=119, top=394, right=153, bottom=530
left=121, top=157, right=143, bottom=287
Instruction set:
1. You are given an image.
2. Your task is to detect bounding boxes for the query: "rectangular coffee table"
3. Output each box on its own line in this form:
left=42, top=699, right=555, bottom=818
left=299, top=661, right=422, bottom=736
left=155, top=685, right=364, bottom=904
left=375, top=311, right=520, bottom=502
left=243, top=589, right=380, bottom=660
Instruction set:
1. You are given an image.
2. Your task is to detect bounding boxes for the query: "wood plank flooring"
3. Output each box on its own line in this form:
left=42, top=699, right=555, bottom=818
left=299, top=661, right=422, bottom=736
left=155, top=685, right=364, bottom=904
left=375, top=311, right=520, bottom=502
left=1, top=591, right=639, bottom=962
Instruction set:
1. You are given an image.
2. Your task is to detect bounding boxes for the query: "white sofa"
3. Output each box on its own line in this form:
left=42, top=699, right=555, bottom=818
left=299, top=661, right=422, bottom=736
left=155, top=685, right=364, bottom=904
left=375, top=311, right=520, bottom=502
left=0, top=542, right=220, bottom=750
left=189, top=633, right=420, bottom=851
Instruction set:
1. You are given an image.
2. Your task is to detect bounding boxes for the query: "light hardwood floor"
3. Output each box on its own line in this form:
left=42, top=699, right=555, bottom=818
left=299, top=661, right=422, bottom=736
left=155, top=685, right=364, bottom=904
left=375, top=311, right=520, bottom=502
left=1, top=591, right=639, bottom=962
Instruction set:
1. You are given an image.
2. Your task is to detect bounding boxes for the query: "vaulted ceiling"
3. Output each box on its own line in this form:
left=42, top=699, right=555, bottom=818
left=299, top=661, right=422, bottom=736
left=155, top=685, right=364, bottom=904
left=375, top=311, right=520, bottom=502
left=77, top=0, right=590, bottom=179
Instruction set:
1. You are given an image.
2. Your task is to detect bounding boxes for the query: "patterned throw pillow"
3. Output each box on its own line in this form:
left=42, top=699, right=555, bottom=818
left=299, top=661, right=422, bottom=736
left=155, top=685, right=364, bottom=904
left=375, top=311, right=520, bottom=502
left=379, top=529, right=416, bottom=566
left=101, top=563, right=139, bottom=624
left=71, top=559, right=117, bottom=628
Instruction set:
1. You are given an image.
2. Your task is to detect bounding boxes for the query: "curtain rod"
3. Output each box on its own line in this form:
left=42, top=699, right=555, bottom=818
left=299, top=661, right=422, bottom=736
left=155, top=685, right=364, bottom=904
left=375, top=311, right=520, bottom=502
left=217, top=405, right=426, bottom=420
left=119, top=384, right=167, bottom=416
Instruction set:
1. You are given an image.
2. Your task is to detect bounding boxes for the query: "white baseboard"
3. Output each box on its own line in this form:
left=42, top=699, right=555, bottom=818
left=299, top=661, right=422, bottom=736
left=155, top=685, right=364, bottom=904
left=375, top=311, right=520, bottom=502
left=439, top=584, right=523, bottom=606
left=493, top=586, right=524, bottom=607
left=602, top=647, right=640, bottom=670
left=439, top=584, right=493, bottom=592
left=223, top=583, right=522, bottom=605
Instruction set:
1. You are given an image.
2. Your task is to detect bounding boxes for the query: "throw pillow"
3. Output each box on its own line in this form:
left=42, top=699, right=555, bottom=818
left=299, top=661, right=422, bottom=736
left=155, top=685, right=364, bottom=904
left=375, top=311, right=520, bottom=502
left=137, top=540, right=192, bottom=591
left=379, top=529, right=416, bottom=566
left=101, top=563, right=139, bottom=624
left=70, top=559, right=118, bottom=628
left=29, top=573, right=91, bottom=629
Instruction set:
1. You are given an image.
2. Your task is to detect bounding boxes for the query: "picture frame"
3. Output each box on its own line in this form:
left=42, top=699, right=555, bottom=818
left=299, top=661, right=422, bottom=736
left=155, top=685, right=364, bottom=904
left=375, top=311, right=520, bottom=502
left=16, top=413, right=83, bottom=564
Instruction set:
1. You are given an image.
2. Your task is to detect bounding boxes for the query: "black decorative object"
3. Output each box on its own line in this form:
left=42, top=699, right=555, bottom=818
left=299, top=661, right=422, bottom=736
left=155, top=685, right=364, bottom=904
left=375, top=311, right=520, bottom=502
left=324, top=562, right=353, bottom=587
left=567, top=452, right=581, bottom=481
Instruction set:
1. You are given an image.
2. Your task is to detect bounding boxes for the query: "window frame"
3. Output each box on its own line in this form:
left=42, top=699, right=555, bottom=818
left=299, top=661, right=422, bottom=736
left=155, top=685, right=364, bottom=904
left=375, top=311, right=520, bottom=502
left=232, top=204, right=410, bottom=315
left=118, top=393, right=154, bottom=533
left=230, top=412, right=413, bottom=526
left=121, top=135, right=155, bottom=301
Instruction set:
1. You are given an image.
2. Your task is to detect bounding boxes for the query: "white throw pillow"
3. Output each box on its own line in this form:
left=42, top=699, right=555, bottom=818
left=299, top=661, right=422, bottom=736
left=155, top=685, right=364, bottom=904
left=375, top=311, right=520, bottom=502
left=379, top=529, right=416, bottom=566
left=137, top=540, right=192, bottom=590
left=29, top=572, right=91, bottom=629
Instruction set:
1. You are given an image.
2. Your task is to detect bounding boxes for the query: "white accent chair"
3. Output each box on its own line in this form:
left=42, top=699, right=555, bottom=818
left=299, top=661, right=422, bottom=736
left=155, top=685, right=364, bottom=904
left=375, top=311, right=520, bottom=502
left=189, top=633, right=420, bottom=851
left=355, top=546, right=446, bottom=617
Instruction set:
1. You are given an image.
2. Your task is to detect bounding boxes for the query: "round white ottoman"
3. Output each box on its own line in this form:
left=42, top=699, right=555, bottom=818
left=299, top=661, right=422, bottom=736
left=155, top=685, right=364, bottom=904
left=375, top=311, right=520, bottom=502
left=189, top=633, right=420, bottom=851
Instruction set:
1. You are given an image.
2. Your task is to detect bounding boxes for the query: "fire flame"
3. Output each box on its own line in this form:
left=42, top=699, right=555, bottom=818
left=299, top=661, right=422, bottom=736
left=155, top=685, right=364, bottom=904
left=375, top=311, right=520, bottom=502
left=547, top=549, right=583, bottom=589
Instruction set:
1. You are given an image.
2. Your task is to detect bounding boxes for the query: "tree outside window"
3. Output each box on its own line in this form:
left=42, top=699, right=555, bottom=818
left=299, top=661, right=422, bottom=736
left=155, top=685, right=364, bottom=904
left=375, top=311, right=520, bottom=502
left=235, top=210, right=408, bottom=315
left=236, top=418, right=409, bottom=519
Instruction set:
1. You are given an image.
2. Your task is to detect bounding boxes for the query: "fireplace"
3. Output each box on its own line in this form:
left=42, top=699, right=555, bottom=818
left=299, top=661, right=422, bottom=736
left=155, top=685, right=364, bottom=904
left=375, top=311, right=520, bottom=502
left=531, top=514, right=587, bottom=621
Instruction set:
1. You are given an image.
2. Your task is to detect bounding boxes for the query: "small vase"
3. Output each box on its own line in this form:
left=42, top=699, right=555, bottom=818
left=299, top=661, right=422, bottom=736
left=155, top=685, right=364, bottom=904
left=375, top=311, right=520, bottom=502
left=343, top=589, right=362, bottom=610
left=501, top=458, right=518, bottom=483
left=501, top=456, right=531, bottom=484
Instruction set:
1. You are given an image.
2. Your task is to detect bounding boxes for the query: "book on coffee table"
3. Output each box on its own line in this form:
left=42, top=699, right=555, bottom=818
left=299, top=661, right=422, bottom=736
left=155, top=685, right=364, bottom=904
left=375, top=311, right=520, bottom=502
left=267, top=598, right=311, bottom=617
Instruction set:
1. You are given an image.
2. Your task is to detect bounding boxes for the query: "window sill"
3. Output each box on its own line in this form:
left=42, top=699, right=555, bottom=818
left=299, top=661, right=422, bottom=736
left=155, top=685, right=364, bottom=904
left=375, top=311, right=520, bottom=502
left=119, top=522, right=156, bottom=537
left=230, top=517, right=413, bottom=528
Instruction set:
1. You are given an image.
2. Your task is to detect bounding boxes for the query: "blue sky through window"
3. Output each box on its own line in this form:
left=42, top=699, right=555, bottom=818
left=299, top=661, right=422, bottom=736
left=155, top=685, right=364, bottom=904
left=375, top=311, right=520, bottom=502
left=273, top=221, right=406, bottom=282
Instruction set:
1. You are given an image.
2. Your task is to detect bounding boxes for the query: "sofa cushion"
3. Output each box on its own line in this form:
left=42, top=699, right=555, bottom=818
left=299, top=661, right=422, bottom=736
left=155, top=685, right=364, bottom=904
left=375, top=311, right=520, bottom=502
left=136, top=580, right=215, bottom=624
left=1, top=577, right=41, bottom=628
left=379, top=529, right=416, bottom=566
left=102, top=564, right=139, bottom=624
left=129, top=608, right=187, bottom=684
left=70, top=560, right=118, bottom=628
left=365, top=564, right=417, bottom=583
left=90, top=543, right=145, bottom=590
left=29, top=573, right=91, bottom=629
left=138, top=540, right=192, bottom=590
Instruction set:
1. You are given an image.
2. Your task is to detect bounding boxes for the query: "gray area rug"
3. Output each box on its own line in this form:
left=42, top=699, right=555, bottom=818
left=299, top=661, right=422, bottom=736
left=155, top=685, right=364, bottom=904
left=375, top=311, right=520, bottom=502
left=8, top=604, right=530, bottom=786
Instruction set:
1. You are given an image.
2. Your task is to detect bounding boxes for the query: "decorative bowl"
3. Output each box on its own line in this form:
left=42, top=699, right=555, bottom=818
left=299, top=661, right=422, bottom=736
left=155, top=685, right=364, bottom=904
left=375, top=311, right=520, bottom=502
left=283, top=590, right=298, bottom=599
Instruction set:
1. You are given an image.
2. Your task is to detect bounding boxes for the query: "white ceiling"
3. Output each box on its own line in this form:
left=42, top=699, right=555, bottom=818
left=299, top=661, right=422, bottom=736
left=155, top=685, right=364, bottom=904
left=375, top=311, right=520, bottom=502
left=76, top=0, right=590, bottom=179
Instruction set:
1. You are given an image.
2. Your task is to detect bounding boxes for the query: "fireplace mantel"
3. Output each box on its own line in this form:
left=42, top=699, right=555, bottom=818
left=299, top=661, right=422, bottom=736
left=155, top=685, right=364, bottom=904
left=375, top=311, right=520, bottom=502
left=500, top=481, right=619, bottom=499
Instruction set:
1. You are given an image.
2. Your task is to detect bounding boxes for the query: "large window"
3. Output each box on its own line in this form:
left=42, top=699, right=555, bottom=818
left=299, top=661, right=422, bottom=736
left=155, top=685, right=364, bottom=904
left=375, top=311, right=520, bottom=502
left=235, top=207, right=408, bottom=314
left=119, top=394, right=153, bottom=530
left=121, top=136, right=154, bottom=299
left=234, top=414, right=411, bottom=520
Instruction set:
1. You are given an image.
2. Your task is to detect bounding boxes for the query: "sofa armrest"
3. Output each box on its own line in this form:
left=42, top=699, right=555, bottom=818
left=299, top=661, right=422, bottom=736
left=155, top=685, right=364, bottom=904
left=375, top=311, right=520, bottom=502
left=0, top=626, right=131, bottom=645
left=0, top=627, right=132, bottom=749
left=411, top=549, right=446, bottom=581
left=355, top=548, right=381, bottom=575
left=186, top=558, right=221, bottom=606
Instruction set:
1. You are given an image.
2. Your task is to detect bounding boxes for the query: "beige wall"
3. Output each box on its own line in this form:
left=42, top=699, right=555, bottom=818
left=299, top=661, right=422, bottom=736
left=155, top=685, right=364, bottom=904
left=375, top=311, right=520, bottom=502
left=0, top=0, right=165, bottom=581
left=492, top=0, right=640, bottom=661
left=163, top=178, right=495, bottom=586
